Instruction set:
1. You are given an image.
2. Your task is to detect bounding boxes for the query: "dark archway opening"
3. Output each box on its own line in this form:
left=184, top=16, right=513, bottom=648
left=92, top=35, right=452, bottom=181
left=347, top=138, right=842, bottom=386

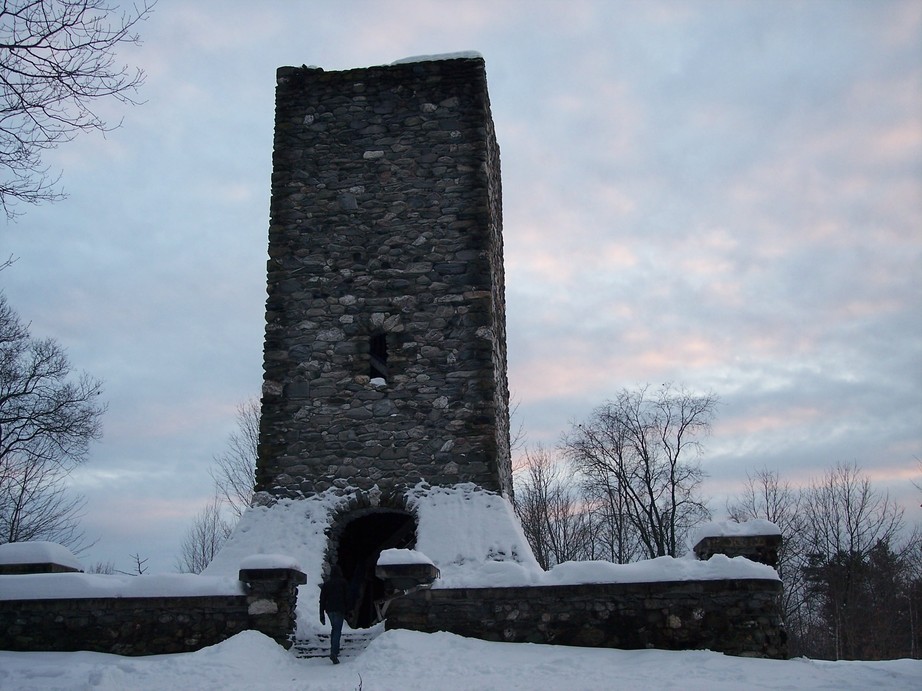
left=335, top=510, right=415, bottom=628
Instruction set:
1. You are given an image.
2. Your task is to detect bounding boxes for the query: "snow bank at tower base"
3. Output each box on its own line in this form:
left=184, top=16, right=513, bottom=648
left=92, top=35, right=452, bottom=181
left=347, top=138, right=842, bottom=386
left=201, top=483, right=778, bottom=636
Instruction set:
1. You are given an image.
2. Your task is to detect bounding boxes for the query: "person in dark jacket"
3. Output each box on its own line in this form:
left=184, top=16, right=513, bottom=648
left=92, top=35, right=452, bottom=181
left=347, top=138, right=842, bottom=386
left=319, top=564, right=349, bottom=663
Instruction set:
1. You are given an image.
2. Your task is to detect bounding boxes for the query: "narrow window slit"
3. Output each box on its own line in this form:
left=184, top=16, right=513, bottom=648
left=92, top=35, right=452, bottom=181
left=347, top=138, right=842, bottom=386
left=369, top=333, right=388, bottom=380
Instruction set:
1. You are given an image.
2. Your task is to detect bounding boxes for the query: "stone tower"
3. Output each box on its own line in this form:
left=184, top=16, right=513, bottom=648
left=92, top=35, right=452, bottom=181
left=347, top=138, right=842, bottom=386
left=255, top=55, right=512, bottom=500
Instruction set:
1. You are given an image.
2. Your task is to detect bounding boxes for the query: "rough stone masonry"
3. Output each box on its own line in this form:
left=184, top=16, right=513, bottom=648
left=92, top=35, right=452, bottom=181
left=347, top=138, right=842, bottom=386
left=256, top=56, right=512, bottom=499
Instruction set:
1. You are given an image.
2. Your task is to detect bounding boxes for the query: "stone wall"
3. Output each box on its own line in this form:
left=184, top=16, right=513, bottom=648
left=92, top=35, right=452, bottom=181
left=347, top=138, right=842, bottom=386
left=386, top=579, right=787, bottom=659
left=0, top=594, right=249, bottom=655
left=257, top=56, right=512, bottom=498
left=0, top=567, right=304, bottom=655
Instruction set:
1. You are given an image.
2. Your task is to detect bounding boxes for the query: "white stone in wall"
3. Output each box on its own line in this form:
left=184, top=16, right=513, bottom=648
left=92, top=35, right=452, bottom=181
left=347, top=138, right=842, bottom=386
left=248, top=599, right=278, bottom=615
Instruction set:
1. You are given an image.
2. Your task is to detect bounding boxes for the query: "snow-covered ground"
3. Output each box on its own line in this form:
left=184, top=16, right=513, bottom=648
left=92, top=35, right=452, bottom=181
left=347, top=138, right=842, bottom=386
left=1, top=629, right=919, bottom=691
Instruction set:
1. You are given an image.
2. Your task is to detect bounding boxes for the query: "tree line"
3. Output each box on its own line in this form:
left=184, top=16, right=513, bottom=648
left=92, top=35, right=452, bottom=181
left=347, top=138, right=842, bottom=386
left=727, top=463, right=921, bottom=660
left=512, top=385, right=921, bottom=660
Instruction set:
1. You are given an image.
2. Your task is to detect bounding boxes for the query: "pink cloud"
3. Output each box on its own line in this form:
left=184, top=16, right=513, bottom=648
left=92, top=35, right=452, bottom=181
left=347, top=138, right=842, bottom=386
left=714, top=406, right=822, bottom=439
left=510, top=331, right=727, bottom=404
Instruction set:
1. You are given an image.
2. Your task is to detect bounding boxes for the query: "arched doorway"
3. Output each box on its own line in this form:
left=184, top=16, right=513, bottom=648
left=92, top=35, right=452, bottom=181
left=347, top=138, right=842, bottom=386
left=333, top=509, right=416, bottom=628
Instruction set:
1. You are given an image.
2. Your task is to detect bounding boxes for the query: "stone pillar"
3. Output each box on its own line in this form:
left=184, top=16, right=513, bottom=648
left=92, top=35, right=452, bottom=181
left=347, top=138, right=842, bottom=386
left=238, top=566, right=307, bottom=648
left=693, top=534, right=782, bottom=567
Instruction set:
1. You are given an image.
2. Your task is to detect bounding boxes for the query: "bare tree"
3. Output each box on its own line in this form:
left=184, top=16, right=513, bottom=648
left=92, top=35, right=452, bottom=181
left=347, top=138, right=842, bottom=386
left=508, top=395, right=526, bottom=454
left=562, top=384, right=715, bottom=559
left=732, top=463, right=922, bottom=660
left=176, top=496, right=232, bottom=574
left=803, top=461, right=903, bottom=562
left=118, top=551, right=148, bottom=575
left=87, top=559, right=114, bottom=574
left=513, top=445, right=591, bottom=570
left=0, top=292, right=104, bottom=549
left=210, top=398, right=259, bottom=519
left=581, top=473, right=645, bottom=564
left=0, top=450, right=88, bottom=547
left=0, top=0, right=154, bottom=216
left=174, top=398, right=258, bottom=573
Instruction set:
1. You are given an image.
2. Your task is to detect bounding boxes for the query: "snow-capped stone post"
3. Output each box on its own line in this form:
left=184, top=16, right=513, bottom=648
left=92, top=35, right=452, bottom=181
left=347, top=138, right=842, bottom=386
left=374, top=548, right=440, bottom=619
left=691, top=520, right=783, bottom=567
left=0, top=541, right=83, bottom=575
left=238, top=555, right=306, bottom=649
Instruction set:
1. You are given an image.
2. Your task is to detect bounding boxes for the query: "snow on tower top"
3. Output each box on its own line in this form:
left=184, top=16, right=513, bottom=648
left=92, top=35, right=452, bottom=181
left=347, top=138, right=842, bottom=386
left=391, top=51, right=483, bottom=65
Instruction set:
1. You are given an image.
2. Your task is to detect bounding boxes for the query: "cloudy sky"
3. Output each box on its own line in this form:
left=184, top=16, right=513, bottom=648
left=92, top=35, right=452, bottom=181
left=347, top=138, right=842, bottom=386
left=2, top=0, right=920, bottom=572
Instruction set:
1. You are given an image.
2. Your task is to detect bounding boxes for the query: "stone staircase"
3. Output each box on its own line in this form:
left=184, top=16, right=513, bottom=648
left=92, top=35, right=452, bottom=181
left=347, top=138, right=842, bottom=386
left=291, top=624, right=384, bottom=660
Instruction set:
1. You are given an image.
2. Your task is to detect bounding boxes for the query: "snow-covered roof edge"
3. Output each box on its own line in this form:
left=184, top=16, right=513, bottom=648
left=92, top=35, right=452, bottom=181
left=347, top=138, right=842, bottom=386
left=282, top=52, right=484, bottom=77
left=391, top=51, right=483, bottom=65
left=0, top=572, right=245, bottom=600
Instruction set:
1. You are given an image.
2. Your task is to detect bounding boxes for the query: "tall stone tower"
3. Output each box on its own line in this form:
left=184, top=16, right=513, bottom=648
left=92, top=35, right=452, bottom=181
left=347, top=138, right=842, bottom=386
left=255, top=55, right=512, bottom=500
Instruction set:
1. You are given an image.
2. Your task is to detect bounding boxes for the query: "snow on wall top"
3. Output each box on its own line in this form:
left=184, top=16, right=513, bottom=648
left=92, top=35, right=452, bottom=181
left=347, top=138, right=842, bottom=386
left=202, top=486, right=780, bottom=590
left=544, top=554, right=778, bottom=586
left=0, top=572, right=244, bottom=600
left=239, top=553, right=303, bottom=571
left=203, top=492, right=358, bottom=637
left=428, top=553, right=779, bottom=589
left=0, top=541, right=83, bottom=570
left=378, top=548, right=435, bottom=567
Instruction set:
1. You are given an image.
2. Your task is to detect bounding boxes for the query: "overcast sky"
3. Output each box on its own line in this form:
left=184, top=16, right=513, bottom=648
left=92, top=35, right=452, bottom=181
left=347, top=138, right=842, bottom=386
left=2, top=0, right=920, bottom=573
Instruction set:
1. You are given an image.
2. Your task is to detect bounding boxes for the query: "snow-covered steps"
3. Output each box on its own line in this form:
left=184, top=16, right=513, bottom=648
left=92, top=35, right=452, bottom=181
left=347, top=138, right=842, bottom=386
left=291, top=626, right=383, bottom=660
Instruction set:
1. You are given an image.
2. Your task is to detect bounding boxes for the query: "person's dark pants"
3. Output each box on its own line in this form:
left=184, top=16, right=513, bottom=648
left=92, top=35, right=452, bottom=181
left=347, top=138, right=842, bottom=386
left=329, top=611, right=344, bottom=661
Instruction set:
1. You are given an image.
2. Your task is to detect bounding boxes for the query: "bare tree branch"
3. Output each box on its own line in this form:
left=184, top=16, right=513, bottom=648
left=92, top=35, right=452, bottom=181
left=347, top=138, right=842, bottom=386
left=116, top=552, right=148, bottom=575
left=209, top=397, right=258, bottom=519
left=0, top=0, right=155, bottom=217
left=512, top=444, right=591, bottom=569
left=0, top=291, right=104, bottom=550
left=176, top=496, right=232, bottom=574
